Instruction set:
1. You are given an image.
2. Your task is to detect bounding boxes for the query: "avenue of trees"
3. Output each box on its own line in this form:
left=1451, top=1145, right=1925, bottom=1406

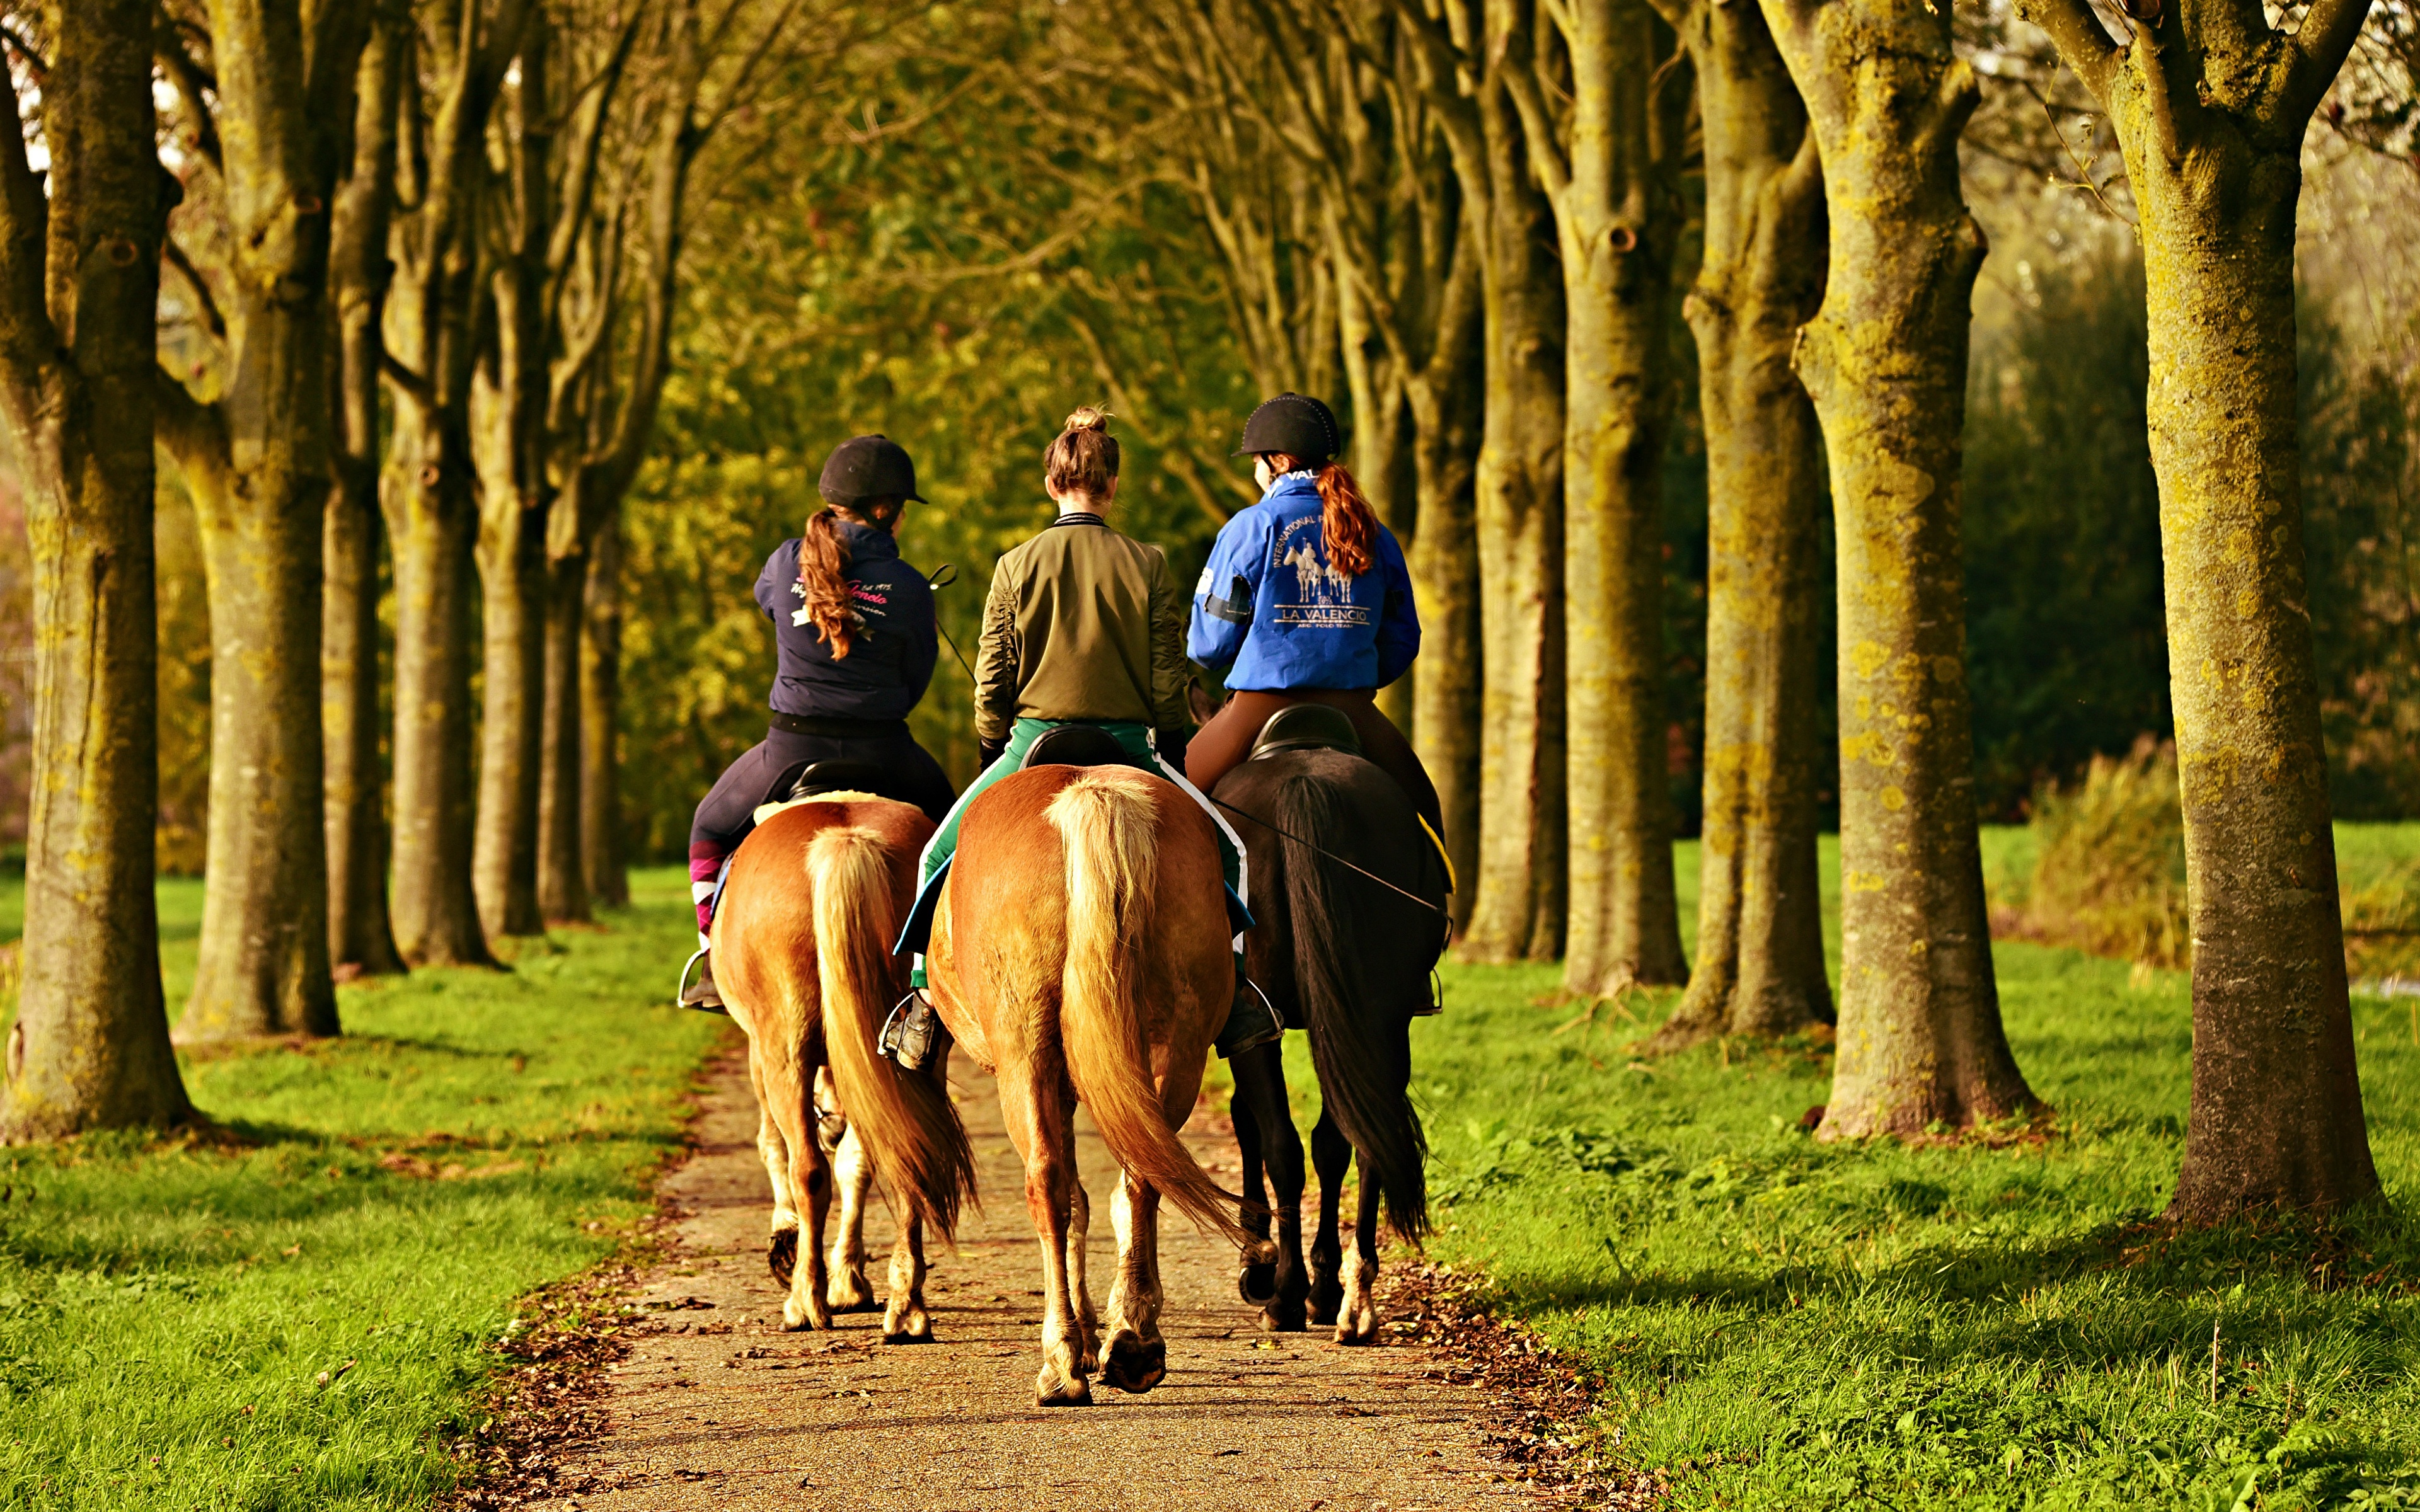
left=0, top=0, right=2414, bottom=1230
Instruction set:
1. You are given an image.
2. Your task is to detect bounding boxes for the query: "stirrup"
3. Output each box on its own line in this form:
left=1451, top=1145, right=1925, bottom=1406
left=881, top=989, right=938, bottom=1070
left=676, top=947, right=727, bottom=1014
left=1413, top=966, right=1443, bottom=1017
left=1216, top=978, right=1282, bottom=1059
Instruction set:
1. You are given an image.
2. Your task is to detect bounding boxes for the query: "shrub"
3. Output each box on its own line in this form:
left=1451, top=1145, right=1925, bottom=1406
left=2024, top=736, right=2191, bottom=971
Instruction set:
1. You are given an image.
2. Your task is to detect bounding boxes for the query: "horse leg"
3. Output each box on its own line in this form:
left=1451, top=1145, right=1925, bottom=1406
left=780, top=1050, right=836, bottom=1331
left=1229, top=1063, right=1273, bottom=1307
left=824, top=1121, right=878, bottom=1313
left=1102, top=1171, right=1168, bottom=1393
left=1000, top=1072, right=1090, bottom=1405
left=751, top=1046, right=802, bottom=1288
left=1307, top=1107, right=1351, bottom=1327
left=1067, top=1174, right=1100, bottom=1373
left=882, top=1211, right=933, bottom=1343
left=882, top=1043, right=948, bottom=1344
left=1335, top=1150, right=1383, bottom=1345
left=1230, top=1041, right=1308, bottom=1329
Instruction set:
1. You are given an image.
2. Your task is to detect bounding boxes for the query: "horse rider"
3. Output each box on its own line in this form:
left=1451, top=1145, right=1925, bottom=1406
left=679, top=433, right=958, bottom=1010
left=1185, top=392, right=1444, bottom=842
left=888, top=406, right=1282, bottom=1062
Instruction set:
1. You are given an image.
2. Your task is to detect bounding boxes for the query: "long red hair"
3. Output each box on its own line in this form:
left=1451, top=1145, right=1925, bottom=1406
left=1313, top=462, right=1378, bottom=579
left=797, top=507, right=858, bottom=659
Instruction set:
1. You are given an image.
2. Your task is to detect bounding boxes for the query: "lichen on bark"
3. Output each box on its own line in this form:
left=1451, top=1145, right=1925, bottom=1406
left=1759, top=0, right=2034, bottom=1135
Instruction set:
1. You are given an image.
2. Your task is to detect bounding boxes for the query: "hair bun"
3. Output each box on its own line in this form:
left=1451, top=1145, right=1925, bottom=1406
left=1063, top=405, right=1112, bottom=434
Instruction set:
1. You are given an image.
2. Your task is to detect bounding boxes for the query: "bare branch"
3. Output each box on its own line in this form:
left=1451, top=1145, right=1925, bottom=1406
left=160, top=234, right=228, bottom=338
left=2283, top=0, right=2377, bottom=123
left=2014, top=0, right=2124, bottom=101
left=0, top=35, right=55, bottom=390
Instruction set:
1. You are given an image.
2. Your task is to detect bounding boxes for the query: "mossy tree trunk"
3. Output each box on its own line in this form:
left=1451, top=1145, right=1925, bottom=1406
left=382, top=0, right=529, bottom=967
left=1506, top=0, right=1693, bottom=997
left=154, top=0, right=369, bottom=1042
left=1643, top=0, right=1833, bottom=1050
left=324, top=12, right=406, bottom=979
left=1759, top=0, right=2035, bottom=1136
left=580, top=515, right=629, bottom=908
left=470, top=19, right=554, bottom=941
left=2022, top=0, right=2380, bottom=1215
left=0, top=0, right=193, bottom=1137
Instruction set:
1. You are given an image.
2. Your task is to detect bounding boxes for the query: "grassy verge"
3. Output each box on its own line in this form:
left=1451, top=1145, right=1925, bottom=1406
left=0, top=869, right=727, bottom=1511
left=1400, top=826, right=2420, bottom=1511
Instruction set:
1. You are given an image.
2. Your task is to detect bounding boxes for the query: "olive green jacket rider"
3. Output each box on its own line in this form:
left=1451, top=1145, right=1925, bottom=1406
left=972, top=513, right=1191, bottom=744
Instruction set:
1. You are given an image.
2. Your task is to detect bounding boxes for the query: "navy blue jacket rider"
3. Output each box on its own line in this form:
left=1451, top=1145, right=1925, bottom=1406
left=754, top=522, right=939, bottom=719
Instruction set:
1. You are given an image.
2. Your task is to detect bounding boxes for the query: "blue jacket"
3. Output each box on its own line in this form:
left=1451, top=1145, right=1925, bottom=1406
left=754, top=521, right=937, bottom=722
left=1187, top=471, right=1419, bottom=691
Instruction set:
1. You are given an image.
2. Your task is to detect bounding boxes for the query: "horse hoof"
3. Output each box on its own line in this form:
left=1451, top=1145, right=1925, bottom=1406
left=1260, top=1300, right=1306, bottom=1333
left=1238, top=1263, right=1279, bottom=1307
left=1309, top=1278, right=1343, bottom=1327
left=1103, top=1335, right=1167, bottom=1394
left=783, top=1297, right=829, bottom=1332
left=1037, top=1372, right=1093, bottom=1407
left=768, top=1228, right=798, bottom=1287
left=1335, top=1310, right=1378, bottom=1346
left=882, top=1326, right=936, bottom=1346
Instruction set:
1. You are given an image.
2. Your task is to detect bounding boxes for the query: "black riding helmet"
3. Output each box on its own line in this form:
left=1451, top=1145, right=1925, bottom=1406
left=819, top=434, right=926, bottom=507
left=1233, top=393, right=1340, bottom=465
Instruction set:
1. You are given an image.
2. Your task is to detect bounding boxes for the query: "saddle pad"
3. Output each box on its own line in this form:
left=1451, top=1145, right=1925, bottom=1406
left=751, top=788, right=883, bottom=827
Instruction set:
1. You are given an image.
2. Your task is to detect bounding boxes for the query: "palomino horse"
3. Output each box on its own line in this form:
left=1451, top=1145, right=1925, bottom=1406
left=1210, top=730, right=1446, bottom=1342
left=926, top=758, right=1273, bottom=1405
left=713, top=793, right=977, bottom=1337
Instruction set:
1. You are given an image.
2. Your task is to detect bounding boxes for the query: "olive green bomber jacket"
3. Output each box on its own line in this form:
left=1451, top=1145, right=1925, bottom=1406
left=972, top=513, right=1190, bottom=744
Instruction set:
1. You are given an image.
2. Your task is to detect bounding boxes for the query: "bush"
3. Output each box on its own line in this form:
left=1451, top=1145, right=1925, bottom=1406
left=2023, top=736, right=2191, bottom=971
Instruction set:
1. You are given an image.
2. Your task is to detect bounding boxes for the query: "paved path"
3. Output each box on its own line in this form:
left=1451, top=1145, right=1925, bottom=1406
left=526, top=1049, right=1543, bottom=1511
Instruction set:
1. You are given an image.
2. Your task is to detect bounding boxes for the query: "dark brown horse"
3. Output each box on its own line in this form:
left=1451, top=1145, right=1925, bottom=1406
left=713, top=793, right=976, bottom=1337
left=926, top=761, right=1272, bottom=1404
left=1211, top=743, right=1446, bottom=1341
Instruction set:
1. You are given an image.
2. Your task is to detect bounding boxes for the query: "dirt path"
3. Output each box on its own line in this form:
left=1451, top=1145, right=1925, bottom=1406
left=522, top=1049, right=1550, bottom=1511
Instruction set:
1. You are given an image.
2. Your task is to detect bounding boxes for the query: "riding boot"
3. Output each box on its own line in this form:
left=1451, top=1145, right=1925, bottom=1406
left=882, top=988, right=938, bottom=1069
left=679, top=941, right=727, bottom=1012
left=1216, top=956, right=1282, bottom=1058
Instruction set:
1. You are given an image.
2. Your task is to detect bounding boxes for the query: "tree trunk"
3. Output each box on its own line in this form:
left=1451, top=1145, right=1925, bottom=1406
left=323, top=457, right=403, bottom=976
left=323, top=6, right=406, bottom=980
left=1518, top=0, right=1692, bottom=998
left=0, top=0, right=192, bottom=1137
left=180, top=461, right=338, bottom=1039
left=1340, top=277, right=1419, bottom=735
left=1760, top=0, right=2033, bottom=1135
left=580, top=516, right=629, bottom=908
left=1460, top=67, right=1569, bottom=964
left=472, top=486, right=546, bottom=939
left=1405, top=363, right=1484, bottom=927
left=1644, top=0, right=1832, bottom=1050
left=536, top=547, right=589, bottom=921
left=385, top=400, right=495, bottom=966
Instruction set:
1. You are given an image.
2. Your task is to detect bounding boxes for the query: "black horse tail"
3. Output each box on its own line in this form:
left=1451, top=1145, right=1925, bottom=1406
left=1274, top=771, right=1429, bottom=1242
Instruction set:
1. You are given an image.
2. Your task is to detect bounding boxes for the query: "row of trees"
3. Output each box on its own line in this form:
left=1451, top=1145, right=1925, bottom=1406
left=0, top=0, right=798, bottom=1135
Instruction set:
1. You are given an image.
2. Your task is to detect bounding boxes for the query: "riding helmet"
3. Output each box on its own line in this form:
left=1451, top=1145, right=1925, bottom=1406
left=1233, top=393, right=1341, bottom=464
left=818, top=434, right=926, bottom=507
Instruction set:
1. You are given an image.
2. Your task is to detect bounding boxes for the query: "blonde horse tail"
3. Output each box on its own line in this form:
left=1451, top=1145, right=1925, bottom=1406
left=809, top=824, right=977, bottom=1240
left=1047, top=769, right=1253, bottom=1249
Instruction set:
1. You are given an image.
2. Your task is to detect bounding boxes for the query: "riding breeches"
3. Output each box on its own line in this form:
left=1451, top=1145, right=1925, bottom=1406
left=1185, top=688, right=1443, bottom=840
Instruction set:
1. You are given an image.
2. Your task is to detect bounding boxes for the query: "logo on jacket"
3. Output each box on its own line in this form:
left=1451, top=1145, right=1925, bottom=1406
left=1273, top=518, right=1369, bottom=629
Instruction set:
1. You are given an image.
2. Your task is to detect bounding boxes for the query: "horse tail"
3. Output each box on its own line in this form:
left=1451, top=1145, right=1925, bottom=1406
left=1048, top=769, right=1255, bottom=1249
left=808, top=823, right=977, bottom=1240
left=1275, top=772, right=1429, bottom=1242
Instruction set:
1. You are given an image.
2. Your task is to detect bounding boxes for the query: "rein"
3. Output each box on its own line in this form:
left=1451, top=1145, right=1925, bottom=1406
left=1209, top=794, right=1453, bottom=941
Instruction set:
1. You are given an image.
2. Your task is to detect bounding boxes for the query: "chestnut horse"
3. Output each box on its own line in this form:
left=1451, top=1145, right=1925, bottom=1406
left=713, top=794, right=976, bottom=1337
left=926, top=762, right=1272, bottom=1405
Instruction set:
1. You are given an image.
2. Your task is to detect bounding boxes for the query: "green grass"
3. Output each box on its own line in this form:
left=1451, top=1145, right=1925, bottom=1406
left=0, top=868, right=729, bottom=1511
left=1398, top=825, right=2420, bottom=1511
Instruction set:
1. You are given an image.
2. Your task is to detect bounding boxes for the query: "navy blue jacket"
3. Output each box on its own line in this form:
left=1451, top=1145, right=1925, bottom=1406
left=754, top=522, right=937, bottom=722
left=1187, top=471, right=1419, bottom=691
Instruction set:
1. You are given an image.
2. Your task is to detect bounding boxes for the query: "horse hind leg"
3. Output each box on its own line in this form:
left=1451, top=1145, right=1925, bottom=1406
left=1067, top=1176, right=1100, bottom=1373
left=1307, top=1108, right=1351, bottom=1327
left=1231, top=1041, right=1308, bottom=1331
left=751, top=1050, right=801, bottom=1288
left=882, top=1211, right=933, bottom=1343
left=824, top=1118, right=879, bottom=1314
left=1335, top=1149, right=1383, bottom=1346
left=776, top=1053, right=837, bottom=1331
left=1102, top=1171, right=1168, bottom=1394
left=1001, top=1070, right=1091, bottom=1405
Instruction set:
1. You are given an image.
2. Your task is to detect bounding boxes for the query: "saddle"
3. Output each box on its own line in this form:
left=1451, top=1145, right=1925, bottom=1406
left=752, top=759, right=891, bottom=827
left=1247, top=703, right=1361, bottom=761
left=1020, top=725, right=1143, bottom=770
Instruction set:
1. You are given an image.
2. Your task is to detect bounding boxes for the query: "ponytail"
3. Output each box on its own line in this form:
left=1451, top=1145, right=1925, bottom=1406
left=797, top=507, right=858, bottom=659
left=1314, top=462, right=1378, bottom=580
